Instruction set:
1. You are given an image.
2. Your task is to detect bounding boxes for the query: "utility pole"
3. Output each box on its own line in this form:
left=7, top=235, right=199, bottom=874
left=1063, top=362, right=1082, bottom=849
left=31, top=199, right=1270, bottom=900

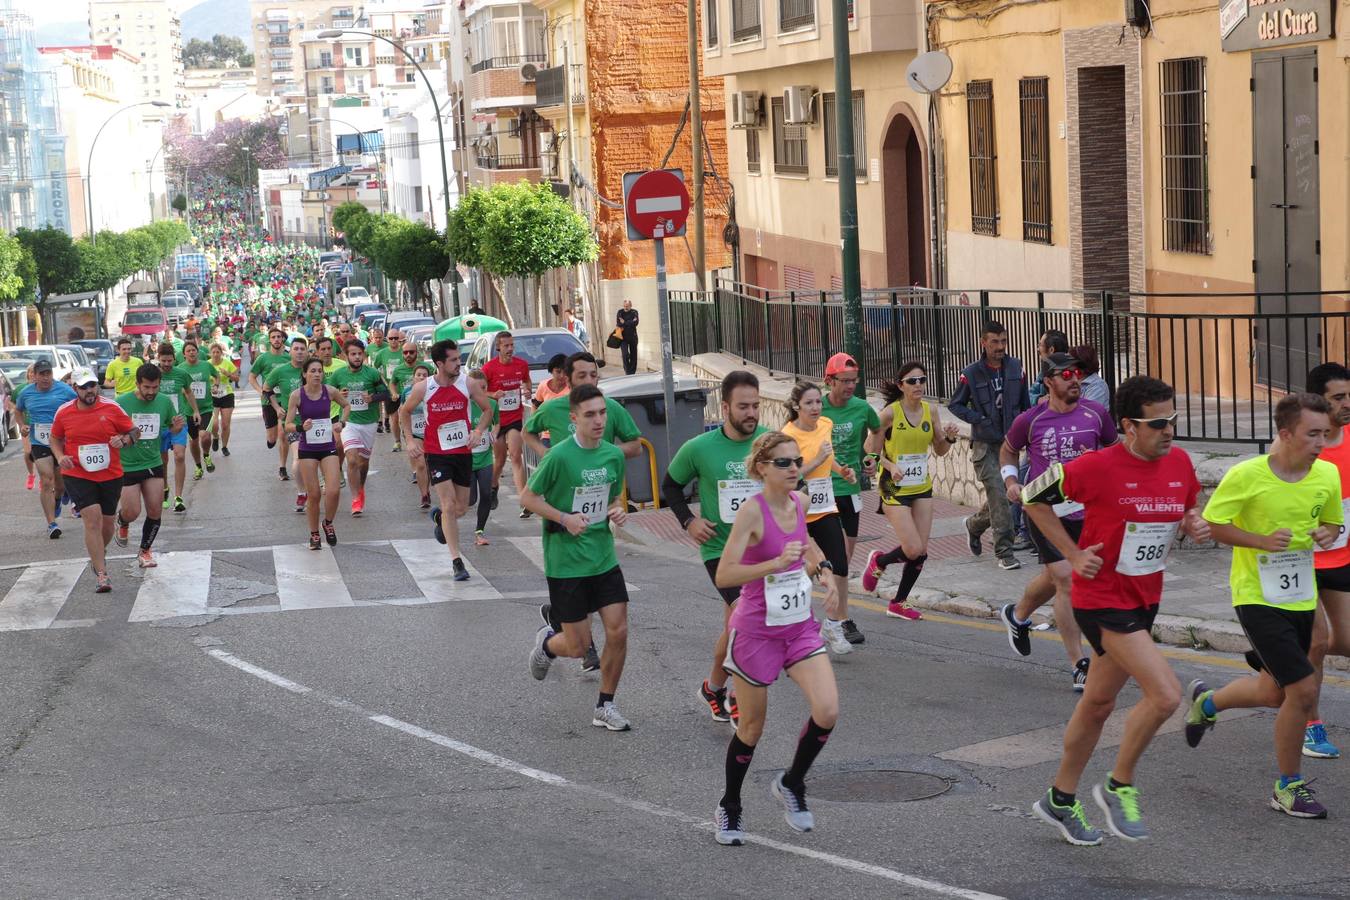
left=831, top=0, right=862, bottom=395
left=687, top=0, right=705, bottom=291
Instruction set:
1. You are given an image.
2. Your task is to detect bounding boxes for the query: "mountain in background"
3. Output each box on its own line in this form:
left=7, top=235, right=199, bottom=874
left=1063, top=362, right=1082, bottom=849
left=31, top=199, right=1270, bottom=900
left=182, top=0, right=251, bottom=42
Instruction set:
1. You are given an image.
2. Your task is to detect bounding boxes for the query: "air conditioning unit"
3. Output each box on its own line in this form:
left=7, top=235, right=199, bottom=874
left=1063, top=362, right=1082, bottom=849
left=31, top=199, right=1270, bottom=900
left=730, top=91, right=762, bottom=128
left=783, top=86, right=815, bottom=125
left=519, top=62, right=539, bottom=83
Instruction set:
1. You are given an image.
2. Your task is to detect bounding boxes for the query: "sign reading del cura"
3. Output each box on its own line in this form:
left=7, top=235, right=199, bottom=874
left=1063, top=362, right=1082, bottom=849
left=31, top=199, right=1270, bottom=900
left=1222, top=0, right=1332, bottom=52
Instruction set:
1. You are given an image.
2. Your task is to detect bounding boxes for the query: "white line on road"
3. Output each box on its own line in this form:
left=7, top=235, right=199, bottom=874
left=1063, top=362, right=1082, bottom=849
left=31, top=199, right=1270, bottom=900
left=128, top=551, right=213, bottom=622
left=205, top=646, right=1003, bottom=900
left=274, top=544, right=354, bottom=610
left=389, top=539, right=503, bottom=603
left=0, top=560, right=85, bottom=631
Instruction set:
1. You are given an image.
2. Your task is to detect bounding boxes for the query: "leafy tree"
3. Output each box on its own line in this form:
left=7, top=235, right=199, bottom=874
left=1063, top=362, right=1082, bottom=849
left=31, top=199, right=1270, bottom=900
left=370, top=218, right=448, bottom=309
left=183, top=34, right=254, bottom=70
left=0, top=232, right=27, bottom=302
left=14, top=246, right=36, bottom=305
left=330, top=201, right=369, bottom=238
left=15, top=226, right=78, bottom=315
left=172, top=193, right=187, bottom=212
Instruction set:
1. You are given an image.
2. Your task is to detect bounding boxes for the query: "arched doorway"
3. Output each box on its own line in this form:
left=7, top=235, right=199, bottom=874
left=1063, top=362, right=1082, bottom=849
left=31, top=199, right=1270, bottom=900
left=881, top=105, right=928, bottom=288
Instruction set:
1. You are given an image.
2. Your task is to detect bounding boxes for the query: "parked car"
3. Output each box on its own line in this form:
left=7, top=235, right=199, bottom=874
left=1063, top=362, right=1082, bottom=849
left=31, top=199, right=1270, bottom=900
left=351, top=302, right=389, bottom=322
left=174, top=281, right=204, bottom=304
left=384, top=313, right=436, bottom=332
left=57, top=344, right=94, bottom=376
left=75, top=339, right=116, bottom=381
left=0, top=357, right=30, bottom=391
left=0, top=345, right=76, bottom=384
left=162, top=293, right=193, bottom=327
left=120, top=306, right=170, bottom=341
left=464, top=328, right=588, bottom=388
left=339, top=285, right=371, bottom=306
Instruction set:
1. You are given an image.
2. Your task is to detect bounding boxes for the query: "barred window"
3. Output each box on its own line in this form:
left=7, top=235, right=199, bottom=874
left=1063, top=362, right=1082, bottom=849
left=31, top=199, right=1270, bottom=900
left=771, top=96, right=808, bottom=175
left=967, top=80, right=998, bottom=236
left=732, top=0, right=760, bottom=42
left=1160, top=57, right=1209, bottom=254
left=1019, top=77, right=1051, bottom=244
left=747, top=127, right=761, bottom=174
left=822, top=91, right=864, bottom=179
left=779, top=0, right=813, bottom=32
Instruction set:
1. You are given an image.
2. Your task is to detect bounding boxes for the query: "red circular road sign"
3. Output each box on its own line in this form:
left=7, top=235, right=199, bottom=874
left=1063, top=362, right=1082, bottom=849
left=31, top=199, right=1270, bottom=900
left=624, top=169, right=691, bottom=240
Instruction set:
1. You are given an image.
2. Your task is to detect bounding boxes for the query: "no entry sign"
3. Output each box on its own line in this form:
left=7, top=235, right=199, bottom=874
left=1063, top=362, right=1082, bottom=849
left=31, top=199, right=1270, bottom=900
left=622, top=169, right=690, bottom=241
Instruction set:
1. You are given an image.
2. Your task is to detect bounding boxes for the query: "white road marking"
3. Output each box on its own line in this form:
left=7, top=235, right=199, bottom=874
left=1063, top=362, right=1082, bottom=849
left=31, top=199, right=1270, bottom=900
left=508, top=535, right=640, bottom=592
left=389, top=539, right=503, bottom=603
left=0, top=560, right=85, bottom=631
left=128, top=551, right=213, bottom=622
left=206, top=646, right=1003, bottom=900
left=274, top=544, right=355, bottom=610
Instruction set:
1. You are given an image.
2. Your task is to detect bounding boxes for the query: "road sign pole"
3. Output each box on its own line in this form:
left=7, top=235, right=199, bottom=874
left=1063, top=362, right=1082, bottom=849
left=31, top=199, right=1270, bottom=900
left=654, top=226, right=676, bottom=468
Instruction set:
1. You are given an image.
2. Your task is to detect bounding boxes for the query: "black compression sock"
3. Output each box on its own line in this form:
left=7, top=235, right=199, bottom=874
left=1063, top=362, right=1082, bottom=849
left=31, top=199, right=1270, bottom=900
left=783, top=717, right=834, bottom=790
left=1050, top=787, right=1075, bottom=807
left=140, top=517, right=161, bottom=550
left=266, top=440, right=276, bottom=449
left=720, top=734, right=757, bottom=810
left=597, top=691, right=615, bottom=709
left=894, top=554, right=928, bottom=601
left=1107, top=775, right=1131, bottom=791
left=876, top=545, right=909, bottom=569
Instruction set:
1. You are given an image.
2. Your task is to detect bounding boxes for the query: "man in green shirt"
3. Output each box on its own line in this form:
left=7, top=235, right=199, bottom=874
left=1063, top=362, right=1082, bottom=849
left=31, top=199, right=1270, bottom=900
left=328, top=338, right=388, bottom=516
left=248, top=328, right=289, bottom=450
left=176, top=340, right=220, bottom=480
left=523, top=352, right=642, bottom=460
left=661, top=370, right=765, bottom=723
left=366, top=327, right=390, bottom=432
left=264, top=336, right=309, bottom=483
left=525, top=384, right=633, bottom=732
left=114, top=364, right=184, bottom=568
left=386, top=339, right=422, bottom=452
left=466, top=368, right=500, bottom=543
left=155, top=342, right=201, bottom=513
left=1187, top=392, right=1342, bottom=819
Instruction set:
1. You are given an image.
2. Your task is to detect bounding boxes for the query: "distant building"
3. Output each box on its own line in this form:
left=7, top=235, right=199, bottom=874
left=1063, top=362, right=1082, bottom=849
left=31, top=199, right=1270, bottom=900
left=88, top=0, right=187, bottom=110
left=0, top=3, right=66, bottom=234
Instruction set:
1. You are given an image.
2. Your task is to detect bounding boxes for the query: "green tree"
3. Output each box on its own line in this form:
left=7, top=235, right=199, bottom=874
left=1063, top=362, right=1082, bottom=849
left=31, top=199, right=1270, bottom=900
left=369, top=218, right=448, bottom=311
left=330, top=201, right=370, bottom=238
left=172, top=193, right=187, bottom=213
left=0, top=232, right=27, bottom=302
left=15, top=225, right=78, bottom=300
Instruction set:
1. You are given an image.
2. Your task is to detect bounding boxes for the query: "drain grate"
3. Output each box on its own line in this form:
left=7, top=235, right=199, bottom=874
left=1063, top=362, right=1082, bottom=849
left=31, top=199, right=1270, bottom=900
left=807, top=770, right=953, bottom=803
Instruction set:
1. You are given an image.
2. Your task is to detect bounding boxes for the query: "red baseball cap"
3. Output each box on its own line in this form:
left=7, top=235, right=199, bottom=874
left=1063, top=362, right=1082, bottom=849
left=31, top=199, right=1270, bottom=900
left=825, top=352, right=858, bottom=377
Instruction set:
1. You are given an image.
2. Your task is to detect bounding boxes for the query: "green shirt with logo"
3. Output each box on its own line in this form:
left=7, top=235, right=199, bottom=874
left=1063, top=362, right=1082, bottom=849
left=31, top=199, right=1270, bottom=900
left=389, top=359, right=424, bottom=397
left=328, top=364, right=386, bottom=425
left=174, top=360, right=218, bottom=408
left=264, top=363, right=306, bottom=416
left=156, top=367, right=195, bottom=416
left=525, top=396, right=641, bottom=449
left=116, top=391, right=178, bottom=472
left=527, top=436, right=626, bottom=579
left=822, top=394, right=881, bottom=498
left=251, top=350, right=290, bottom=405
left=667, top=425, right=768, bottom=562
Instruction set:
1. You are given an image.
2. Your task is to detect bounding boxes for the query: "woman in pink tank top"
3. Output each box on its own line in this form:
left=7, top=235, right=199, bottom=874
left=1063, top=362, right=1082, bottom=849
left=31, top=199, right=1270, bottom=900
left=710, top=431, right=841, bottom=846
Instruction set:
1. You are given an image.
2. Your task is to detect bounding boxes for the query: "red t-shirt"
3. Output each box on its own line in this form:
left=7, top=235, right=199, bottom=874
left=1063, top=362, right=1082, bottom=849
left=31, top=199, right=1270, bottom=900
left=422, top=378, right=471, bottom=456
left=51, top=397, right=135, bottom=482
left=481, top=356, right=531, bottom=425
left=1060, top=443, right=1201, bottom=611
left=1315, top=434, right=1350, bottom=570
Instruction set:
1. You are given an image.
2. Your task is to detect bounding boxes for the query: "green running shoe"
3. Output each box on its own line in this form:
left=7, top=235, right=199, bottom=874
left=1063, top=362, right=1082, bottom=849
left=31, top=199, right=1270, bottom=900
left=1094, top=779, right=1147, bottom=841
left=1033, top=792, right=1102, bottom=846
left=1184, top=680, right=1216, bottom=748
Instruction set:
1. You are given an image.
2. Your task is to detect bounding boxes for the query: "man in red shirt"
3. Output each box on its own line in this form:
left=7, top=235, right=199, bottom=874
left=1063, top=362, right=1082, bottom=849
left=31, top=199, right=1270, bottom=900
left=1021, top=375, right=1208, bottom=845
left=50, top=371, right=139, bottom=594
left=481, top=332, right=533, bottom=518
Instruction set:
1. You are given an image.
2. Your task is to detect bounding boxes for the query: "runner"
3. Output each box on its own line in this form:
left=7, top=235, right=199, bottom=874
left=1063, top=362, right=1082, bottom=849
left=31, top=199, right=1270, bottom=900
left=1019, top=375, right=1205, bottom=844
left=114, top=364, right=184, bottom=567
left=523, top=352, right=642, bottom=461
left=712, top=430, right=840, bottom=845
left=207, top=342, right=239, bottom=457
left=283, top=356, right=351, bottom=550
left=662, top=370, right=766, bottom=723
left=525, top=384, right=633, bottom=731
left=366, top=327, right=389, bottom=433
left=328, top=338, right=388, bottom=516
left=14, top=359, right=76, bottom=538
left=155, top=343, right=201, bottom=513
left=818, top=353, right=881, bottom=640
left=401, top=339, right=494, bottom=584
left=264, top=337, right=309, bottom=507
left=466, top=368, right=500, bottom=545
left=1186, top=392, right=1341, bottom=820
left=781, top=381, right=856, bottom=654
left=383, top=330, right=408, bottom=450
left=248, top=328, right=290, bottom=466
left=399, top=362, right=434, bottom=508
left=1303, top=363, right=1350, bottom=759
left=999, top=353, right=1118, bottom=690
left=533, top=353, right=570, bottom=410
left=482, top=332, right=533, bottom=518
left=103, top=338, right=139, bottom=395
left=859, top=362, right=961, bottom=619
left=176, top=340, right=220, bottom=480
left=49, top=370, right=139, bottom=593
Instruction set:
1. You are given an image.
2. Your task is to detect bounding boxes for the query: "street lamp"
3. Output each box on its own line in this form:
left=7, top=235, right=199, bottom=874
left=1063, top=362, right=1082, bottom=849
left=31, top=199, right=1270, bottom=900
left=87, top=100, right=172, bottom=245
left=309, top=115, right=386, bottom=213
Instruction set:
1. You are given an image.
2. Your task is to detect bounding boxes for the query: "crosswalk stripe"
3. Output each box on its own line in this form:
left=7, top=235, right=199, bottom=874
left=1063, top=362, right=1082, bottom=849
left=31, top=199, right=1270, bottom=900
left=0, top=561, right=85, bottom=631
left=507, top=536, right=640, bottom=592
left=389, top=539, right=502, bottom=603
left=128, top=551, right=213, bottom=622
left=274, top=544, right=355, bottom=610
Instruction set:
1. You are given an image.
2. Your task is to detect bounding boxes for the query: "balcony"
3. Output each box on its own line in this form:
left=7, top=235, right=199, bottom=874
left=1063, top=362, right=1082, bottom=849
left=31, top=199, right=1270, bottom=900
left=534, top=64, right=584, bottom=111
left=269, top=35, right=290, bottom=47
left=705, top=0, right=915, bottom=77
left=470, top=154, right=541, bottom=187
left=467, top=56, right=543, bottom=110
left=469, top=53, right=545, bottom=75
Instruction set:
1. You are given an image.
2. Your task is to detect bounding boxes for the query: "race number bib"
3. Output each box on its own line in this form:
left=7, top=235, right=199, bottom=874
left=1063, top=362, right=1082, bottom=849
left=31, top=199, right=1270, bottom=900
left=764, top=569, right=813, bottom=627
left=79, top=443, right=111, bottom=473
left=806, top=477, right=835, bottom=516
left=190, top=381, right=207, bottom=400
left=1257, top=550, right=1315, bottom=605
left=348, top=389, right=368, bottom=411
left=410, top=406, right=427, bottom=436
left=32, top=422, right=51, bottom=445
left=717, top=479, right=762, bottom=522
left=436, top=419, right=468, bottom=450
left=572, top=482, right=610, bottom=524
left=306, top=417, right=333, bottom=444
left=896, top=453, right=928, bottom=488
left=1325, top=497, right=1350, bottom=552
left=1052, top=499, right=1086, bottom=518
left=132, top=413, right=161, bottom=441
left=211, top=382, right=226, bottom=399
left=499, top=390, right=522, bottom=413
left=473, top=428, right=492, bottom=454
left=1116, top=521, right=1180, bottom=577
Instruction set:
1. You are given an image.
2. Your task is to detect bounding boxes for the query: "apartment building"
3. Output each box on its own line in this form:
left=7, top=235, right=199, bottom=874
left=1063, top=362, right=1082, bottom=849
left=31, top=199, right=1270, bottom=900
left=0, top=3, right=65, bottom=235
left=88, top=0, right=186, bottom=109
left=462, top=0, right=547, bottom=189
left=251, top=1, right=357, bottom=99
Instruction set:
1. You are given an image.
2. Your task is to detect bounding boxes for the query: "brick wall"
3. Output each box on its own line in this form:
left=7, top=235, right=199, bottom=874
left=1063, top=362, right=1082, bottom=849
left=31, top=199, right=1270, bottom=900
left=584, top=0, right=731, bottom=282
left=467, top=67, right=539, bottom=104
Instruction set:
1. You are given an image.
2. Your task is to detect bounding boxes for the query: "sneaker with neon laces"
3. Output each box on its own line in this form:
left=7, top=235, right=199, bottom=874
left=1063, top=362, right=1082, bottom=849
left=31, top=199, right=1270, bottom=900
left=138, top=548, right=157, bottom=568
left=173, top=497, right=186, bottom=513
left=193, top=466, right=203, bottom=481
left=392, top=441, right=401, bottom=452
left=204, top=457, right=215, bottom=473
left=1033, top=791, right=1103, bottom=846
left=1303, top=722, right=1341, bottom=759
left=1184, top=679, right=1216, bottom=748
left=164, top=485, right=170, bottom=502
left=700, top=680, right=732, bottom=722
left=861, top=549, right=884, bottom=593
left=114, top=520, right=129, bottom=548
left=715, top=804, right=746, bottom=846
left=886, top=601, right=922, bottom=620
left=771, top=774, right=814, bottom=832
left=1093, top=779, right=1148, bottom=841
left=1271, top=777, right=1328, bottom=818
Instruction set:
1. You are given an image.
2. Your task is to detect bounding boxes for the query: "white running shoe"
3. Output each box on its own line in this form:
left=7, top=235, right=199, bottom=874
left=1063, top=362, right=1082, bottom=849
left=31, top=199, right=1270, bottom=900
left=820, top=618, right=852, bottom=655
left=591, top=701, right=631, bottom=732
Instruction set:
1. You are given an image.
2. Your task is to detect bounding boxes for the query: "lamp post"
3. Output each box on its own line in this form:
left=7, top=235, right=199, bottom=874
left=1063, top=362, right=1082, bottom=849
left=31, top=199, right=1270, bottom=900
left=87, top=100, right=171, bottom=244
left=147, top=143, right=165, bottom=222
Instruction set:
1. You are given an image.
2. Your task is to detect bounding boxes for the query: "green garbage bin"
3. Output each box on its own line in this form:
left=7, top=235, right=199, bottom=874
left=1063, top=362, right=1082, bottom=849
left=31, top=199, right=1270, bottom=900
left=601, top=373, right=708, bottom=504
left=434, top=313, right=508, bottom=344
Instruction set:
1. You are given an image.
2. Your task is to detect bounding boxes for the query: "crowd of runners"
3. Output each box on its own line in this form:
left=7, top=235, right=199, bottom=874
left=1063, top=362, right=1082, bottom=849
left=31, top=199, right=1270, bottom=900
left=4, top=186, right=1346, bottom=848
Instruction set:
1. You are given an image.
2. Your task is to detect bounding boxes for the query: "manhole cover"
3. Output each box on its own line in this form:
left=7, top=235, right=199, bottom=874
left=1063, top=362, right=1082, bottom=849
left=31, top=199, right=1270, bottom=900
left=807, top=770, right=953, bottom=803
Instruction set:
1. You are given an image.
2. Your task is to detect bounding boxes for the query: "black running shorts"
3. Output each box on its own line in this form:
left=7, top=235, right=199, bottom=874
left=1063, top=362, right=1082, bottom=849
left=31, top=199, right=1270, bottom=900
left=546, top=565, right=629, bottom=624
left=1074, top=604, right=1160, bottom=658
left=1236, top=604, right=1315, bottom=688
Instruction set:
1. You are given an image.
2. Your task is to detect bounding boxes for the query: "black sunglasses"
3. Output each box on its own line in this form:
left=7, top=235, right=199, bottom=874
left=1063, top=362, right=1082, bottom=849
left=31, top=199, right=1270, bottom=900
left=770, top=456, right=804, bottom=469
left=1127, top=414, right=1178, bottom=430
left=903, top=376, right=928, bottom=386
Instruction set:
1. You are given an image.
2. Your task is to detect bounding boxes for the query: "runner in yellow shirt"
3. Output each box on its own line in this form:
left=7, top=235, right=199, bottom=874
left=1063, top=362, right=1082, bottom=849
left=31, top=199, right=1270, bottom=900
left=104, top=338, right=142, bottom=395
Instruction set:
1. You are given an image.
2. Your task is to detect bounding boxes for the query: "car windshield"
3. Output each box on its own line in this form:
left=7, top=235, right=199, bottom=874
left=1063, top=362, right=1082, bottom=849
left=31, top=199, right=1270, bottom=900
left=345, top=288, right=368, bottom=298
left=0, top=362, right=28, bottom=384
left=124, top=311, right=165, bottom=326
left=61, top=347, right=91, bottom=364
left=3, top=348, right=55, bottom=365
left=500, top=333, right=585, bottom=367
left=390, top=317, right=434, bottom=329
left=78, top=341, right=114, bottom=359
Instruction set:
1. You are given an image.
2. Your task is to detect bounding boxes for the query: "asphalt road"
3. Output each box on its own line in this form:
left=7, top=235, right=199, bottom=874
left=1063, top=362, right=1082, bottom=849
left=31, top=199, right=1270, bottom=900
left=0, top=395, right=1346, bottom=899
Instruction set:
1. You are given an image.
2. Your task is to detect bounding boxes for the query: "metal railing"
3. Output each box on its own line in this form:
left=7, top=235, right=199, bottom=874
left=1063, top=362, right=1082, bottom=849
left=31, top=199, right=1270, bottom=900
left=475, top=154, right=537, bottom=170
left=470, top=53, right=545, bottom=74
left=669, top=280, right=1350, bottom=447
left=534, top=64, right=584, bottom=108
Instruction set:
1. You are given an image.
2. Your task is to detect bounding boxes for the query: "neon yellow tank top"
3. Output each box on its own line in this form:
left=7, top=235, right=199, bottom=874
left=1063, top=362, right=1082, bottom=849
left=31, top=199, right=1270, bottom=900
left=883, top=401, right=935, bottom=496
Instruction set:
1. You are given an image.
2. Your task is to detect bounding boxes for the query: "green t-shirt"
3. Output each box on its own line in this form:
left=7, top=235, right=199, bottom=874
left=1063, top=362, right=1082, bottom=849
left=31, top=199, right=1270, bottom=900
left=368, top=344, right=391, bottom=373
left=264, top=363, right=306, bottom=415
left=251, top=350, right=289, bottom=404
left=389, top=360, right=423, bottom=396
left=156, top=366, right=195, bottom=416
left=175, top=360, right=218, bottom=407
left=116, top=391, right=177, bottom=472
left=527, top=436, right=626, bottom=578
left=1202, top=455, right=1343, bottom=612
left=525, top=396, right=641, bottom=449
left=666, top=424, right=768, bottom=562
left=822, top=394, right=882, bottom=497
left=470, top=399, right=500, bottom=471
left=328, top=364, right=386, bottom=425
left=166, top=336, right=185, bottom=362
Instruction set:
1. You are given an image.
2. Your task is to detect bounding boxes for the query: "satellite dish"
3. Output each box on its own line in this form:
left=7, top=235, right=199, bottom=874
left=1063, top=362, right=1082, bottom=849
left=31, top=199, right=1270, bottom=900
left=906, top=51, right=953, bottom=95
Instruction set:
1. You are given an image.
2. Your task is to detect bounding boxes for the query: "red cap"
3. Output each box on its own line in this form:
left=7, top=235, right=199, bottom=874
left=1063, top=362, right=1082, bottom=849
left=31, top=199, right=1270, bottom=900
left=825, top=352, right=858, bottom=377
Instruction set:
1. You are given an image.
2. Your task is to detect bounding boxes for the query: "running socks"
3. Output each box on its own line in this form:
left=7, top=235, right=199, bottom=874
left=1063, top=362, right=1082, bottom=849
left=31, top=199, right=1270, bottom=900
left=140, top=517, right=161, bottom=551
left=876, top=545, right=909, bottom=570
left=894, top=554, right=928, bottom=601
left=782, top=717, right=833, bottom=790
left=1202, top=694, right=1218, bottom=717
left=721, top=734, right=757, bottom=810
left=1050, top=786, right=1076, bottom=807
left=1107, top=774, right=1130, bottom=791
left=1279, top=774, right=1303, bottom=790
left=597, top=691, right=614, bottom=710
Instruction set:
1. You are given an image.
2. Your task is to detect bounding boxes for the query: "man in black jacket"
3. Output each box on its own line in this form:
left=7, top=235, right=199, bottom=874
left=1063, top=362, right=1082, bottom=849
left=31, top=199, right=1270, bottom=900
left=948, top=320, right=1030, bottom=570
left=616, top=299, right=639, bottom=375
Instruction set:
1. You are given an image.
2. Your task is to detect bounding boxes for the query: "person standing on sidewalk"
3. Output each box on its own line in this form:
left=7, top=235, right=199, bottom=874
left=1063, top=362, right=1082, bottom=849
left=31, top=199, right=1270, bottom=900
left=616, top=299, right=639, bottom=375
left=948, top=320, right=1030, bottom=570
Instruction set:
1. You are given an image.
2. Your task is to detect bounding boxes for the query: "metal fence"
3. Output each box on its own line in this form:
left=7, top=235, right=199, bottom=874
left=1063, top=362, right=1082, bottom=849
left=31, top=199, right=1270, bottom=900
left=669, top=280, right=1350, bottom=447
